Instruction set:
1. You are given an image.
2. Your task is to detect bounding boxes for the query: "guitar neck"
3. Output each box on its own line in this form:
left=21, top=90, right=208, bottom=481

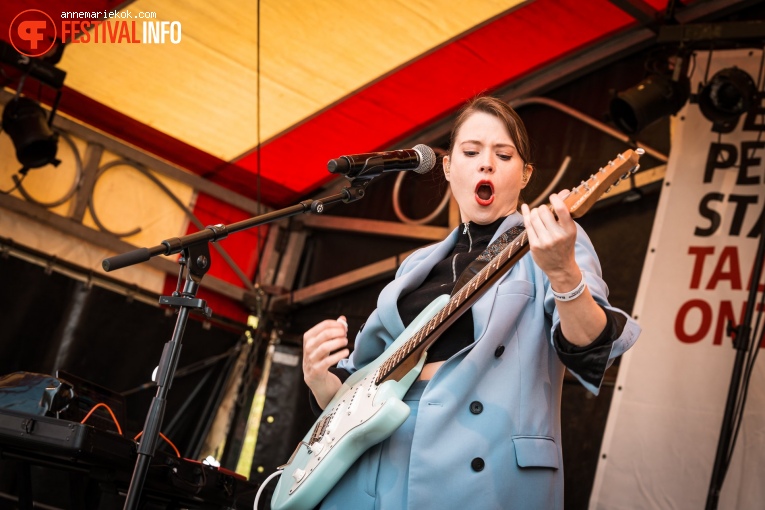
left=374, top=148, right=642, bottom=385
left=376, top=229, right=529, bottom=384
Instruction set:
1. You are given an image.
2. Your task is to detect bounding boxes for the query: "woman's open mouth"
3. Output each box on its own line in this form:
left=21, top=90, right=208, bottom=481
left=475, top=180, right=495, bottom=206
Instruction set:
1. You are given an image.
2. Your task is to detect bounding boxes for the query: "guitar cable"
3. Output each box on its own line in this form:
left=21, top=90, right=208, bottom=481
left=254, top=470, right=282, bottom=510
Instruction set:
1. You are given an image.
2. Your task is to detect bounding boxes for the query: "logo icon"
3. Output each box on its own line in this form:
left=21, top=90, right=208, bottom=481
left=9, top=10, right=57, bottom=57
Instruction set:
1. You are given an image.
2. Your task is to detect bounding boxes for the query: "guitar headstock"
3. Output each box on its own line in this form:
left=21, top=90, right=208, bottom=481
left=563, top=148, right=643, bottom=218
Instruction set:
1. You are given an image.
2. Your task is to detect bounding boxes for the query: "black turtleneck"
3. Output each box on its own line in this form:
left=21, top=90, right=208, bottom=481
left=396, top=217, right=507, bottom=363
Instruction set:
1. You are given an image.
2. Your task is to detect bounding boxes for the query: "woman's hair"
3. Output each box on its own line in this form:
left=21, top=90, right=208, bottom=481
left=447, top=96, right=533, bottom=167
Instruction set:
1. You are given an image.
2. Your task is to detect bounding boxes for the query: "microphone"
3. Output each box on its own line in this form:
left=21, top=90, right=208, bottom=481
left=327, top=144, right=436, bottom=179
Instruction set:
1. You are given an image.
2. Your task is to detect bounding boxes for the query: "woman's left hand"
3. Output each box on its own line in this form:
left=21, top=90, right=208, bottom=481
left=520, top=191, right=580, bottom=289
left=521, top=191, right=606, bottom=346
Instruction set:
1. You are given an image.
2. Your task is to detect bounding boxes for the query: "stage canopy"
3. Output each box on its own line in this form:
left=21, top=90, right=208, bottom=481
left=1, top=0, right=705, bottom=208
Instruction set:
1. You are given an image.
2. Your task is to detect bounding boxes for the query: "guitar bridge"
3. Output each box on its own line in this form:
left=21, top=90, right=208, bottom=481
left=309, top=412, right=332, bottom=445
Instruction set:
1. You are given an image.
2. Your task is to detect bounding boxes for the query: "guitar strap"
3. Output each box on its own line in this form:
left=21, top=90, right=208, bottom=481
left=450, top=225, right=526, bottom=297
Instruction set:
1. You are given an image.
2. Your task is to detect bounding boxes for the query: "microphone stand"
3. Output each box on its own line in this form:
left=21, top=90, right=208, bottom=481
left=704, top=216, right=765, bottom=510
left=106, top=180, right=369, bottom=510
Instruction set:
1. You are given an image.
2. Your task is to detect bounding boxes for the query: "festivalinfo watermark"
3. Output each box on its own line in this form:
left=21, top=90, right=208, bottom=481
left=62, top=9, right=159, bottom=20
left=9, top=9, right=182, bottom=57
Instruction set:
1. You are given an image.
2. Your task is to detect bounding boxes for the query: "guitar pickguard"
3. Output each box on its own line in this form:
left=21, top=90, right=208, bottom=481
left=271, top=295, right=449, bottom=510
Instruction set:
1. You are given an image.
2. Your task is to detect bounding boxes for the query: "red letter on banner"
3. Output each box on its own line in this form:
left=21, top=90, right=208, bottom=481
left=675, top=299, right=712, bottom=343
left=688, top=246, right=715, bottom=289
left=707, top=246, right=743, bottom=290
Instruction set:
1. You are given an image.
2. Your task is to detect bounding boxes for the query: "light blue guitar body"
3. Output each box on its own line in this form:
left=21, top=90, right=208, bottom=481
left=271, top=294, right=450, bottom=510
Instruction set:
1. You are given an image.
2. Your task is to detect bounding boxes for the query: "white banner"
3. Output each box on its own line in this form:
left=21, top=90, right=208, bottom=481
left=591, top=49, right=765, bottom=510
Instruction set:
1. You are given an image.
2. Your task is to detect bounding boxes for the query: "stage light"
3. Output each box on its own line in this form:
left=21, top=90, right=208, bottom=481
left=698, top=67, right=757, bottom=132
left=610, top=73, right=690, bottom=134
left=1, top=96, right=59, bottom=172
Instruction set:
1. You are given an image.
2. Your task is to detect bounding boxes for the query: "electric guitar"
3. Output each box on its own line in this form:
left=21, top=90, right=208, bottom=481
left=271, top=149, right=643, bottom=510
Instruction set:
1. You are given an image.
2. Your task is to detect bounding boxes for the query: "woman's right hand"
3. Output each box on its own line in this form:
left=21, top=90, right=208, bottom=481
left=303, top=316, right=350, bottom=409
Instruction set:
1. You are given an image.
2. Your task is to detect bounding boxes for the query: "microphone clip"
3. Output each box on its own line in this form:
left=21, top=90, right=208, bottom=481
left=340, top=179, right=368, bottom=204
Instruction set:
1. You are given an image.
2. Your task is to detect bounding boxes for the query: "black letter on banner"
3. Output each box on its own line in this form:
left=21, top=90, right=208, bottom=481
left=749, top=202, right=765, bottom=239
left=738, top=141, right=764, bottom=185
left=704, top=143, right=738, bottom=183
left=743, top=97, right=765, bottom=132
left=696, top=193, right=724, bottom=237
left=728, top=194, right=758, bottom=236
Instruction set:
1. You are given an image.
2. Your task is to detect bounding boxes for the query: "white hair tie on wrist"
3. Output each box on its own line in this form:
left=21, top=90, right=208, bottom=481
left=552, top=272, right=587, bottom=301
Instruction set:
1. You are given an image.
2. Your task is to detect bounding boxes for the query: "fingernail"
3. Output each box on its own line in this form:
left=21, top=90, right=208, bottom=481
left=337, top=317, right=348, bottom=330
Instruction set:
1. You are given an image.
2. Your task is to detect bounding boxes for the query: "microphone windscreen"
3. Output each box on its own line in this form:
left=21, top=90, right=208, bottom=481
left=413, top=144, right=436, bottom=174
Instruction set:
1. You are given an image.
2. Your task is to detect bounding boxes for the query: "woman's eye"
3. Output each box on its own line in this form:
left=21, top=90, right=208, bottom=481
left=464, top=151, right=478, bottom=157
left=497, top=154, right=512, bottom=160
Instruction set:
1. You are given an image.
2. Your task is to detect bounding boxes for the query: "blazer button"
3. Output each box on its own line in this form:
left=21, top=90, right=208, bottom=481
left=494, top=345, right=505, bottom=357
left=471, top=457, right=485, bottom=472
left=469, top=401, right=483, bottom=414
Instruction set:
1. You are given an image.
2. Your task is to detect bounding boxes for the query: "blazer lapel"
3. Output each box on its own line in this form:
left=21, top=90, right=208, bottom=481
left=472, top=213, right=526, bottom=342
left=376, top=227, right=460, bottom=339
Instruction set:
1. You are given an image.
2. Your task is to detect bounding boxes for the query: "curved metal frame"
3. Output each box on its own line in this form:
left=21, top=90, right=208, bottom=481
left=12, top=130, right=84, bottom=207
left=0, top=89, right=264, bottom=306
left=87, top=158, right=256, bottom=292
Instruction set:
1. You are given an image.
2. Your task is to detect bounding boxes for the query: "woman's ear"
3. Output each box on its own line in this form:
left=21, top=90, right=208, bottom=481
left=443, top=155, right=451, bottom=181
left=521, top=163, right=534, bottom=188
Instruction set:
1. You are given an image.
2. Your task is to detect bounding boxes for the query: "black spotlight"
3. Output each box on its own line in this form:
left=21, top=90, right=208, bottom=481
left=1, top=96, right=59, bottom=171
left=610, top=74, right=691, bottom=134
left=698, top=67, right=757, bottom=133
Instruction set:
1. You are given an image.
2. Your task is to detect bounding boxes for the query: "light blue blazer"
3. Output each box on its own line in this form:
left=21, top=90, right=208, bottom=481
left=336, top=212, right=641, bottom=509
